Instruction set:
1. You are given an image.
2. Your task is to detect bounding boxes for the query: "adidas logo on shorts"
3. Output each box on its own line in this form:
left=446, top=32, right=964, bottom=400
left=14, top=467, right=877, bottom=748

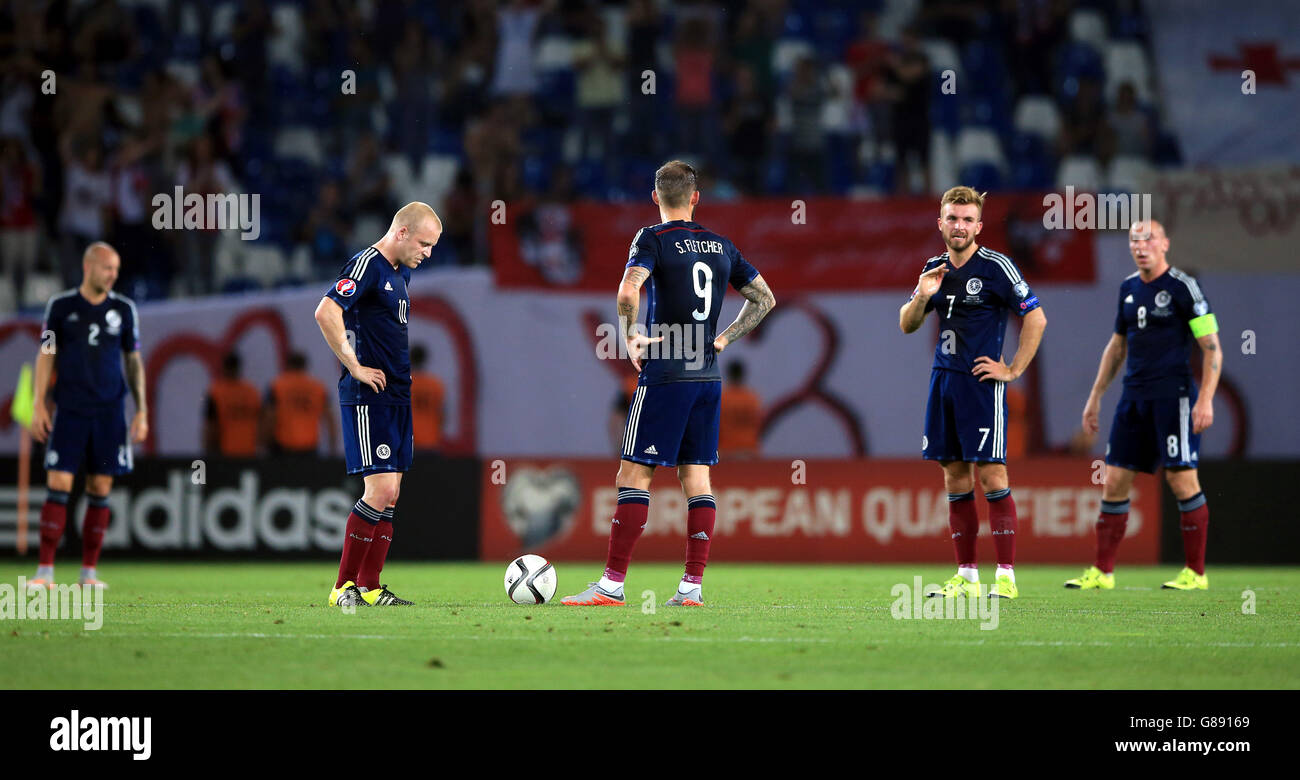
left=644, top=445, right=659, bottom=455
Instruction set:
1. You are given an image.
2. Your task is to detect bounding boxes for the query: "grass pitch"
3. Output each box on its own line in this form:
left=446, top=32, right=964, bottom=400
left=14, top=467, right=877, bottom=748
left=2, top=561, right=1297, bottom=689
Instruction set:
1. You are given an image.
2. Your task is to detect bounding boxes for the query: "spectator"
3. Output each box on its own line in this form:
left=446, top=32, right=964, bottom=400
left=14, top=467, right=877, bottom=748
left=204, top=352, right=262, bottom=458
left=883, top=28, right=931, bottom=194
left=723, top=64, right=771, bottom=195
left=298, top=179, right=351, bottom=278
left=109, top=130, right=164, bottom=298
left=785, top=57, right=827, bottom=194
left=57, top=136, right=113, bottom=288
left=624, top=0, right=661, bottom=158
left=674, top=16, right=718, bottom=159
left=264, top=351, right=337, bottom=454
left=490, top=0, right=551, bottom=98
left=0, top=137, right=42, bottom=310
left=1108, top=82, right=1152, bottom=160
left=175, top=134, right=237, bottom=295
left=845, top=11, right=892, bottom=162
left=410, top=344, right=447, bottom=452
left=572, top=14, right=625, bottom=170
left=1060, top=76, right=1106, bottom=161
left=719, top=361, right=762, bottom=458
left=730, top=7, right=776, bottom=98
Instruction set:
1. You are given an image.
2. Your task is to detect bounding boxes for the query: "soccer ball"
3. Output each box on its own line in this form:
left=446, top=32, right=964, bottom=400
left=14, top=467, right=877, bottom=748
left=504, top=554, right=557, bottom=605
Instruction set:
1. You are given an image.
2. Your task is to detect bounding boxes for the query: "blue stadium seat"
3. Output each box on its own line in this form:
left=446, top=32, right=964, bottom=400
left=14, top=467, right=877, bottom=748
left=221, top=277, right=262, bottom=295
left=864, top=160, right=895, bottom=191
left=961, top=40, right=1009, bottom=98
left=959, top=162, right=1005, bottom=192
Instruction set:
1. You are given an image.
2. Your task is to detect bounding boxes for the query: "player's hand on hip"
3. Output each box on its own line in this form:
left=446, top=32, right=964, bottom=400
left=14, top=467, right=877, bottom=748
left=350, top=365, right=386, bottom=393
left=917, top=265, right=948, bottom=297
left=972, top=355, right=1015, bottom=382
left=1082, top=399, right=1100, bottom=436
left=1192, top=398, right=1214, bottom=434
left=626, top=332, right=662, bottom=373
left=30, top=405, right=51, bottom=443
left=130, top=410, right=148, bottom=443
left=713, top=333, right=730, bottom=353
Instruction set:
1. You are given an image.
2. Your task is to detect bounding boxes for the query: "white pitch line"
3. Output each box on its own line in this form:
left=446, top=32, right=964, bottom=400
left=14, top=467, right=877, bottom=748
left=91, top=632, right=1300, bottom=650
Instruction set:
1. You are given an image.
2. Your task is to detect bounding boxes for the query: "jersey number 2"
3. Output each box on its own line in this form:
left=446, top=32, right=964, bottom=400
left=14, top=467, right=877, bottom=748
left=692, top=261, right=713, bottom=321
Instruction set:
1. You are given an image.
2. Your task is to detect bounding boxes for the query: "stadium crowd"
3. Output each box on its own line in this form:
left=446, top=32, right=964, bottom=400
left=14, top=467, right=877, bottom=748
left=1, top=0, right=1174, bottom=311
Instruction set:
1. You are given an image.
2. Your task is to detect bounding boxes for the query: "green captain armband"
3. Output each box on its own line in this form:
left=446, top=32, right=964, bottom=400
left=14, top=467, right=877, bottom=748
left=1189, top=313, right=1218, bottom=338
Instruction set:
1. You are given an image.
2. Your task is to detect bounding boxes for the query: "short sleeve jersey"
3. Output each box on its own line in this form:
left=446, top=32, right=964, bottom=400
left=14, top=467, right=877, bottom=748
left=324, top=247, right=412, bottom=405
left=1115, top=266, right=1215, bottom=400
left=42, top=289, right=140, bottom=412
left=908, top=245, right=1041, bottom=373
left=626, top=220, right=760, bottom=385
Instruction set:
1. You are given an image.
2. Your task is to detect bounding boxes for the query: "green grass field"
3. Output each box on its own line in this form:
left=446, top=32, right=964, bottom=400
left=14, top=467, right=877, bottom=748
left=2, top=561, right=1297, bottom=689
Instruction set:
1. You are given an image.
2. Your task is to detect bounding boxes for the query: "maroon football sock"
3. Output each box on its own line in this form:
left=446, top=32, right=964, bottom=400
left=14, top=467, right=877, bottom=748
left=985, top=488, right=1017, bottom=568
left=357, top=510, right=394, bottom=590
left=38, top=490, right=70, bottom=567
left=683, top=494, right=716, bottom=583
left=947, top=491, right=979, bottom=566
left=80, top=493, right=112, bottom=568
left=1094, top=499, right=1130, bottom=573
left=335, top=500, right=381, bottom=588
left=1178, top=493, right=1209, bottom=575
left=604, top=487, right=650, bottom=582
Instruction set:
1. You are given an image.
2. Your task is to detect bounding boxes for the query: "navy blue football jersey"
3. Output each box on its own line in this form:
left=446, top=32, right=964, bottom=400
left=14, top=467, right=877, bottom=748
left=42, top=289, right=140, bottom=412
left=1115, top=266, right=1215, bottom=400
left=626, top=220, right=760, bottom=385
left=909, top=245, right=1040, bottom=373
left=325, top=247, right=412, bottom=405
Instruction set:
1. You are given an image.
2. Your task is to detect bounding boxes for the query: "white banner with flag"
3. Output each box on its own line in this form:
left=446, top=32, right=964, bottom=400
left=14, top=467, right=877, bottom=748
left=1147, top=0, right=1300, bottom=165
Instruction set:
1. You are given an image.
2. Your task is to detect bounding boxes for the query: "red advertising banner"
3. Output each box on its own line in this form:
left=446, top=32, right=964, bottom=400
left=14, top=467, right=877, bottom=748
left=480, top=458, right=1159, bottom=564
left=490, top=195, right=1095, bottom=292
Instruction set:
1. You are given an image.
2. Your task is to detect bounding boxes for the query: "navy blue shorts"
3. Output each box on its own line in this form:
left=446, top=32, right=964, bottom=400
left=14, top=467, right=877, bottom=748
left=341, top=403, right=413, bottom=476
left=1106, top=391, right=1200, bottom=474
left=922, top=369, right=1008, bottom=464
left=45, top=405, right=133, bottom=476
left=621, top=381, right=721, bottom=467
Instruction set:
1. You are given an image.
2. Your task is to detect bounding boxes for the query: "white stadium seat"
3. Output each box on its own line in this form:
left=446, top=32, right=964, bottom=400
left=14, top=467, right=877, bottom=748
left=1069, top=9, right=1108, bottom=53
left=955, top=127, right=1005, bottom=170
left=1056, top=154, right=1103, bottom=190
left=1105, top=41, right=1153, bottom=103
left=1013, top=95, right=1062, bottom=142
left=273, top=127, right=323, bottom=167
left=929, top=129, right=958, bottom=192
left=920, top=38, right=962, bottom=77
left=772, top=38, right=814, bottom=78
left=1106, top=155, right=1155, bottom=193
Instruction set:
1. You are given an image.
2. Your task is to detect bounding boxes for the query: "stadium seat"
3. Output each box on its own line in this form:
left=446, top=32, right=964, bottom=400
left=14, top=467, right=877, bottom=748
left=823, top=64, right=854, bottom=134
left=772, top=38, right=815, bottom=78
left=920, top=39, right=962, bottom=78
left=273, top=127, right=324, bottom=167
left=961, top=40, right=1008, bottom=98
left=221, top=277, right=263, bottom=295
left=1013, top=95, right=1063, bottom=144
left=535, top=35, right=575, bottom=71
left=212, top=2, right=238, bottom=41
left=1068, top=9, right=1109, bottom=53
left=268, top=5, right=305, bottom=72
left=955, top=127, right=1006, bottom=172
left=928, top=130, right=958, bottom=192
left=419, top=155, right=461, bottom=205
left=241, top=243, right=289, bottom=289
left=1054, top=40, right=1105, bottom=98
left=382, top=153, right=418, bottom=205
left=1106, top=155, right=1155, bottom=193
left=1056, top=154, right=1103, bottom=190
left=1104, top=41, right=1153, bottom=103
left=959, top=162, right=1004, bottom=192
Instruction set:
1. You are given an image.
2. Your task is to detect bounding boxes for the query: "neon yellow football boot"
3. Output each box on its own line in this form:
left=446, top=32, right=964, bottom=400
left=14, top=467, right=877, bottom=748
left=989, top=573, right=1019, bottom=599
left=926, top=574, right=981, bottom=598
left=1161, top=567, right=1208, bottom=590
left=1064, top=565, right=1115, bottom=590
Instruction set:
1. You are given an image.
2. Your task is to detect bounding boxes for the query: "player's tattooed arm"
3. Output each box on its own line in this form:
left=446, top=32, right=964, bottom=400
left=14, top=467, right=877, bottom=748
left=617, top=266, right=651, bottom=339
left=1192, top=332, right=1221, bottom=433
left=716, top=274, right=775, bottom=352
left=617, top=266, right=660, bottom=371
left=126, top=351, right=149, bottom=442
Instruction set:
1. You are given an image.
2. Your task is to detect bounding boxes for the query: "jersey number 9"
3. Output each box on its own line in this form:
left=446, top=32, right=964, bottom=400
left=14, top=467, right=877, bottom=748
left=692, top=261, right=713, bottom=321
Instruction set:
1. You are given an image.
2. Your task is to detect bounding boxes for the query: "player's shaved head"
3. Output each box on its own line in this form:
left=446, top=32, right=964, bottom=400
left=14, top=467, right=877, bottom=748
left=1129, top=219, right=1167, bottom=242
left=391, top=201, right=442, bottom=234
left=81, top=241, right=120, bottom=295
left=654, top=160, right=698, bottom=210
